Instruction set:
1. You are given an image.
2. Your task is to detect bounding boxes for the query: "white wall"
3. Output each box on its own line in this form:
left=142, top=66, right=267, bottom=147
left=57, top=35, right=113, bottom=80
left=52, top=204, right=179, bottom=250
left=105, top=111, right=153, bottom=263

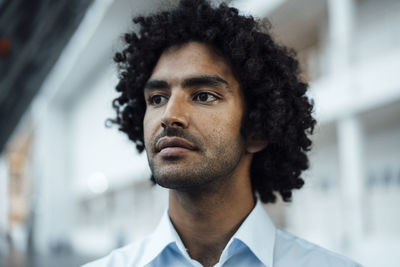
left=31, top=103, right=74, bottom=253
left=286, top=125, right=343, bottom=251
left=353, top=0, right=400, bottom=64
left=68, top=65, right=150, bottom=195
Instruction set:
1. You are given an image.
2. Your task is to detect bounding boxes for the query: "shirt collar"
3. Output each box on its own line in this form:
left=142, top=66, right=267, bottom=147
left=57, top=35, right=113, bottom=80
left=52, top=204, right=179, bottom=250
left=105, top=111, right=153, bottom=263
left=139, top=199, right=276, bottom=267
left=230, top=200, right=276, bottom=267
left=138, top=211, right=176, bottom=266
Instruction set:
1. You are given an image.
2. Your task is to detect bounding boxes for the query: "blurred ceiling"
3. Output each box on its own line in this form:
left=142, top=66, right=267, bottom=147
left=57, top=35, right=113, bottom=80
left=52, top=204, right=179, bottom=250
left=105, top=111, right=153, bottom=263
left=0, top=0, right=93, bottom=153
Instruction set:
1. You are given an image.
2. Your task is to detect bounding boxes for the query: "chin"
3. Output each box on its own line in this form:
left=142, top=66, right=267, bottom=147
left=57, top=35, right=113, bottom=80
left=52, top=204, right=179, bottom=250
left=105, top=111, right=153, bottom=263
left=153, top=170, right=211, bottom=191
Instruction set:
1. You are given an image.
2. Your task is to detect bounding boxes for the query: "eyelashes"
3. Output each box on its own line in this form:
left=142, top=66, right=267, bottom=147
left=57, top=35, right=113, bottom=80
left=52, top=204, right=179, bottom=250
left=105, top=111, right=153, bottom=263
left=192, top=92, right=218, bottom=102
left=148, top=95, right=167, bottom=105
left=147, top=91, right=220, bottom=106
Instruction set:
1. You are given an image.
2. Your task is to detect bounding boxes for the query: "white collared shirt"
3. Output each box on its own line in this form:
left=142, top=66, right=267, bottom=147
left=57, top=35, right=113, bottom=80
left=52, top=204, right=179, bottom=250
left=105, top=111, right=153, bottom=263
left=82, top=201, right=362, bottom=267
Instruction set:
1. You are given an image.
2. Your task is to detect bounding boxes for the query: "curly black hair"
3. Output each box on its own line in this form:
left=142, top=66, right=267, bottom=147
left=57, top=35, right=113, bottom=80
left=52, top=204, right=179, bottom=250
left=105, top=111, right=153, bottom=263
left=111, top=0, right=316, bottom=203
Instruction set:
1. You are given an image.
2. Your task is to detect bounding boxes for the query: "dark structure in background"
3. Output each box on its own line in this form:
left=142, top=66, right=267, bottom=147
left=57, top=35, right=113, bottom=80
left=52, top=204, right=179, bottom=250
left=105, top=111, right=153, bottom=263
left=0, top=0, right=94, bottom=153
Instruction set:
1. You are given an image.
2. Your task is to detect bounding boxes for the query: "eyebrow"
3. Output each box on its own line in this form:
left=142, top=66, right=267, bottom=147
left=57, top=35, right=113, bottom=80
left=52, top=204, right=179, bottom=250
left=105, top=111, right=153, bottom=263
left=144, top=75, right=230, bottom=91
left=144, top=80, right=169, bottom=90
left=182, top=75, right=228, bottom=88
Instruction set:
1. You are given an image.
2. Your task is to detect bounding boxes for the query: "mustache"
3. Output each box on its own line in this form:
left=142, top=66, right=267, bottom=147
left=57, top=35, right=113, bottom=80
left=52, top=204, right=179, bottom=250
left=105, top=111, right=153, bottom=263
left=151, top=127, right=201, bottom=152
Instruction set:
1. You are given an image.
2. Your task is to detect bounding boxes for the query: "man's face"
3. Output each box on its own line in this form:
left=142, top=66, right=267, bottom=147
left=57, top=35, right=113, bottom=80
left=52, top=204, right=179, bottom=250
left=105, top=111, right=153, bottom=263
left=143, top=42, right=246, bottom=190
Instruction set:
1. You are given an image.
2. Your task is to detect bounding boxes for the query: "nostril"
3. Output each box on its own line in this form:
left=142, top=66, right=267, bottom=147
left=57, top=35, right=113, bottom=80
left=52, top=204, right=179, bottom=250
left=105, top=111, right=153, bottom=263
left=161, top=120, right=185, bottom=129
left=171, top=121, right=184, bottom=128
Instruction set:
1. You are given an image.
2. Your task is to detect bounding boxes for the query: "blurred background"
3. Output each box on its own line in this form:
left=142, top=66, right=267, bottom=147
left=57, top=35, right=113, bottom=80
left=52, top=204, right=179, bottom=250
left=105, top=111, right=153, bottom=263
left=0, top=0, right=399, bottom=266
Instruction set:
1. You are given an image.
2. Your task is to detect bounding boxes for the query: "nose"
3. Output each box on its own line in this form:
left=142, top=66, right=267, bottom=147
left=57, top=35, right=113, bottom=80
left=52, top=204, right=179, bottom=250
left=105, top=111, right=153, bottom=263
left=161, top=93, right=189, bottom=129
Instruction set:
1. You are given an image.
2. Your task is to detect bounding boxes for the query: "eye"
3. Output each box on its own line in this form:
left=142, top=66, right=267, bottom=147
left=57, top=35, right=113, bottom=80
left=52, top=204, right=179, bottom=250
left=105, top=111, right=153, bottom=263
left=149, top=95, right=167, bottom=106
left=193, top=92, right=218, bottom=103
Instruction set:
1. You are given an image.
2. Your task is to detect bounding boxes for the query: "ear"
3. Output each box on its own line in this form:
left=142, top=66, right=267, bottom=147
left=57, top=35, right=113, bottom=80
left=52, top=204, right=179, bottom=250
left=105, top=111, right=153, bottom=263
left=245, top=136, right=268, bottom=154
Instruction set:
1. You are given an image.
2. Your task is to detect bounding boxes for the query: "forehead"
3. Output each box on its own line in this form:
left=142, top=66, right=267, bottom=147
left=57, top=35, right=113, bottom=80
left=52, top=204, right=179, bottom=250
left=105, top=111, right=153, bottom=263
left=150, top=42, right=237, bottom=85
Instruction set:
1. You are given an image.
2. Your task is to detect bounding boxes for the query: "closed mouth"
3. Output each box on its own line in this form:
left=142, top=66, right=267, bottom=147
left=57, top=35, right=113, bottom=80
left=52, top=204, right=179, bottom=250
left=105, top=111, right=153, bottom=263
left=156, top=137, right=197, bottom=152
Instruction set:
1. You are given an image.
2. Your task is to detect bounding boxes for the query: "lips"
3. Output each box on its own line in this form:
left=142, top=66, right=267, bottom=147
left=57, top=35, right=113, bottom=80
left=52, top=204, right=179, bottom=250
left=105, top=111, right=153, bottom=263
left=156, top=137, right=197, bottom=153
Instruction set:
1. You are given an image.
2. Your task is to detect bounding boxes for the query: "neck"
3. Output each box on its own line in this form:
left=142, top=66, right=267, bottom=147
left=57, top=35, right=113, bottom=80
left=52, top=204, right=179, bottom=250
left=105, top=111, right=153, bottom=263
left=168, top=155, right=255, bottom=266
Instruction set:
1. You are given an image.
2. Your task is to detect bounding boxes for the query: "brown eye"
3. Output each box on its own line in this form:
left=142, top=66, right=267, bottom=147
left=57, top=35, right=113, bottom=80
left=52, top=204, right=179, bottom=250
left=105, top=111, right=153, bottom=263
left=194, top=92, right=217, bottom=103
left=150, top=95, right=167, bottom=105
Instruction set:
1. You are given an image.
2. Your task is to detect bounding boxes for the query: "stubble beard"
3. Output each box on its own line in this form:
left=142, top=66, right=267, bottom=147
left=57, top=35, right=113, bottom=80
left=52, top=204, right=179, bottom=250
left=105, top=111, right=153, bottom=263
left=147, top=138, right=245, bottom=192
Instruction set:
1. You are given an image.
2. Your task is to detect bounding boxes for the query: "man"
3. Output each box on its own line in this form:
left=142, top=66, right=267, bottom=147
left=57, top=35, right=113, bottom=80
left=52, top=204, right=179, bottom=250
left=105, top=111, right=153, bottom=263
left=84, top=0, right=362, bottom=266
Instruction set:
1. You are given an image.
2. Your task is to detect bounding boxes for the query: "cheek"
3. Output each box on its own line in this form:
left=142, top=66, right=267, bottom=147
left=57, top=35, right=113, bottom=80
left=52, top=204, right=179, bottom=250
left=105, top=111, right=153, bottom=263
left=202, top=109, right=243, bottom=142
left=223, top=101, right=243, bottom=128
left=143, top=111, right=154, bottom=146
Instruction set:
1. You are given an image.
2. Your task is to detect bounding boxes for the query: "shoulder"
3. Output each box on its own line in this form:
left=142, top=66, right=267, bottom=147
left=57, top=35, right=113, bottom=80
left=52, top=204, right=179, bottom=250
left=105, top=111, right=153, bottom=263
left=273, top=229, right=363, bottom=267
left=81, top=237, right=151, bottom=267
